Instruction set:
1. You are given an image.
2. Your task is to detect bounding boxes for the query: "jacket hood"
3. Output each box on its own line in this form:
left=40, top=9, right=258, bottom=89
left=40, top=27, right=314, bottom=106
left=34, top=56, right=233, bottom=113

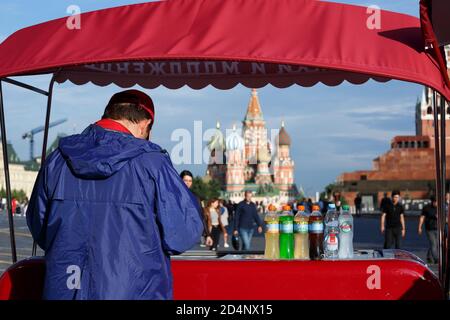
left=58, top=124, right=163, bottom=178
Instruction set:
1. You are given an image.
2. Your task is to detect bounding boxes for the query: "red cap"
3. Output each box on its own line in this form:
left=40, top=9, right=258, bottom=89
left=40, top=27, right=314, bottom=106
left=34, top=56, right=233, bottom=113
left=108, top=90, right=155, bottom=129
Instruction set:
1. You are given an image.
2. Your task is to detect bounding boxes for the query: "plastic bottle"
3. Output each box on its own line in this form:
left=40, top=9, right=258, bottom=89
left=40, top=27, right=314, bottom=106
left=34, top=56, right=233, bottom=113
left=338, top=205, right=354, bottom=259
left=324, top=203, right=339, bottom=234
left=308, top=204, right=324, bottom=260
left=324, top=227, right=339, bottom=259
left=294, top=205, right=309, bottom=259
left=264, top=204, right=280, bottom=259
left=279, top=204, right=294, bottom=260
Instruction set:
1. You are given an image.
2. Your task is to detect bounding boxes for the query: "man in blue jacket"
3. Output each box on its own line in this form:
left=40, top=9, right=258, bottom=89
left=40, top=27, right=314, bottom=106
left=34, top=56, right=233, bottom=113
left=27, top=90, right=203, bottom=300
left=233, top=191, right=263, bottom=250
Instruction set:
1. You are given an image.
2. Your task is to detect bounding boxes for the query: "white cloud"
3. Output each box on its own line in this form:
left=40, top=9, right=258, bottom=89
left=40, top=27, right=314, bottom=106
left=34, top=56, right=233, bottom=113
left=344, top=101, right=415, bottom=117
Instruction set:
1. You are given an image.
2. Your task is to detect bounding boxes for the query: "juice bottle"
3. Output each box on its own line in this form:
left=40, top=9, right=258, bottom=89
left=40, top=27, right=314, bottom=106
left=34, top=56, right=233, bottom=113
left=294, top=205, right=310, bottom=259
left=279, top=204, right=294, bottom=260
left=264, top=204, right=280, bottom=259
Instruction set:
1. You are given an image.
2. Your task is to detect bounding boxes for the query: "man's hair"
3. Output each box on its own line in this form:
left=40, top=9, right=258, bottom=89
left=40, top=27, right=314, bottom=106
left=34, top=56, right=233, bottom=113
left=245, top=190, right=252, bottom=195
left=180, top=170, right=193, bottom=179
left=102, top=90, right=153, bottom=124
left=392, top=190, right=400, bottom=197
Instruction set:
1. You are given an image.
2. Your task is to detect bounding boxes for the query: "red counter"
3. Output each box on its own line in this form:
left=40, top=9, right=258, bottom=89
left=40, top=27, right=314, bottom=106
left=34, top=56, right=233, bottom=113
left=172, top=250, right=443, bottom=300
left=0, top=250, right=444, bottom=300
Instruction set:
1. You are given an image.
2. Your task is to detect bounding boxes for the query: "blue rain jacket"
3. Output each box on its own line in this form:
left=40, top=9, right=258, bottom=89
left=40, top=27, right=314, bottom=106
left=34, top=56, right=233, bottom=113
left=26, top=124, right=203, bottom=300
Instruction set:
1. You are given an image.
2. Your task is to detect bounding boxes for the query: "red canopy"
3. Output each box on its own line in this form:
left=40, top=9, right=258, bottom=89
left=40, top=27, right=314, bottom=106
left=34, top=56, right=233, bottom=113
left=0, top=0, right=449, bottom=99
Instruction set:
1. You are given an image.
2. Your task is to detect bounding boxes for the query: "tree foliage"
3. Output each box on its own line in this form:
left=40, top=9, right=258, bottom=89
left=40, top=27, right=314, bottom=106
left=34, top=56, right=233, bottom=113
left=190, top=177, right=221, bottom=202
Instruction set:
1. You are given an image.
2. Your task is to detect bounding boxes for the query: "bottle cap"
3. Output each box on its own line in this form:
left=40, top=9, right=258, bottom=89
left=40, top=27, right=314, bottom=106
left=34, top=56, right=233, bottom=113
left=268, top=204, right=277, bottom=212
left=282, top=204, right=291, bottom=211
left=328, top=203, right=336, bottom=209
left=342, top=205, right=350, bottom=211
left=312, top=205, right=320, bottom=211
left=297, top=205, right=305, bottom=211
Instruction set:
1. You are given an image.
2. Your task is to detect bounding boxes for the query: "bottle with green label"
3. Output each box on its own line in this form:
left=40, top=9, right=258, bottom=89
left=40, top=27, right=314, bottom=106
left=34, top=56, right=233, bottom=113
left=294, top=205, right=310, bottom=259
left=279, top=204, right=294, bottom=260
left=264, top=204, right=280, bottom=259
left=338, top=205, right=354, bottom=259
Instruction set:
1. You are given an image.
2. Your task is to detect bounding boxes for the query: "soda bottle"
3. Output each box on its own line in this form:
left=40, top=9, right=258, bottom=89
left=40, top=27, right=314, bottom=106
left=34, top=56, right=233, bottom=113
left=264, top=204, right=280, bottom=259
left=294, top=205, right=309, bottom=259
left=324, top=203, right=339, bottom=234
left=279, top=204, right=294, bottom=260
left=308, top=204, right=324, bottom=260
left=338, top=205, right=354, bottom=259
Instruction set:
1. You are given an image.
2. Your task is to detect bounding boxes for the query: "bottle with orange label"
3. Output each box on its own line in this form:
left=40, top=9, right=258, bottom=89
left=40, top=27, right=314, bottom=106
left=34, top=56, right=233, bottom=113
left=294, top=205, right=310, bottom=259
left=279, top=204, right=294, bottom=260
left=264, top=204, right=280, bottom=259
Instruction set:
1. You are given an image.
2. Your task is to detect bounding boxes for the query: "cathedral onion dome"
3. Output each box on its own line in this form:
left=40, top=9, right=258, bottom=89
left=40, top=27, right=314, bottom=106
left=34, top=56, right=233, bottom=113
left=208, top=121, right=225, bottom=152
left=257, top=145, right=271, bottom=163
left=226, top=124, right=244, bottom=151
left=276, top=121, right=291, bottom=146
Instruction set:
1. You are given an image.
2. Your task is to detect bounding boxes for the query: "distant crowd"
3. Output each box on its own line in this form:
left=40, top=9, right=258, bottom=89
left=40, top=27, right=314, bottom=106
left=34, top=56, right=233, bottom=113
left=0, top=197, right=29, bottom=216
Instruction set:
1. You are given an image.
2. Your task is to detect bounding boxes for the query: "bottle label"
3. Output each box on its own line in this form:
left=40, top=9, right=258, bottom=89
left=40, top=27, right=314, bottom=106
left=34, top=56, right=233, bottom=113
left=266, top=221, right=279, bottom=234
left=326, top=234, right=338, bottom=251
left=309, top=221, right=324, bottom=233
left=340, top=222, right=352, bottom=233
left=280, top=221, right=293, bottom=234
left=294, top=221, right=309, bottom=234
left=326, top=221, right=339, bottom=228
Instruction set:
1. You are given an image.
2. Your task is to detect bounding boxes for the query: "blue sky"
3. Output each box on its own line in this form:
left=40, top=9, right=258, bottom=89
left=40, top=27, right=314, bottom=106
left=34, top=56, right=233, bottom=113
left=0, top=0, right=424, bottom=195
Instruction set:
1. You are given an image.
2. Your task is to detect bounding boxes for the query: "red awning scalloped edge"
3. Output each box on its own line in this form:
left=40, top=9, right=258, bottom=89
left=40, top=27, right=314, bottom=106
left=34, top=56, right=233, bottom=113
left=0, top=0, right=449, bottom=99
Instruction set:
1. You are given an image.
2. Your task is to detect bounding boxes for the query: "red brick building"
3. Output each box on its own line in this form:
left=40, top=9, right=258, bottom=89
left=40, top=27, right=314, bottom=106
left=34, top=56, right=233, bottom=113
left=335, top=86, right=450, bottom=209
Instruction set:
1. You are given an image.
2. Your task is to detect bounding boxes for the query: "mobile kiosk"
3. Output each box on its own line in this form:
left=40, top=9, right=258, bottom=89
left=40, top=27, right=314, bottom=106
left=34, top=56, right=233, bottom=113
left=0, top=0, right=449, bottom=300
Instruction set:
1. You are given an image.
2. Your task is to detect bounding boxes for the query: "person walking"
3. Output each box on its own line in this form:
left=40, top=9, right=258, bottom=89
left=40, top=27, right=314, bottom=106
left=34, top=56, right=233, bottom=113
left=26, top=90, right=203, bottom=300
left=219, top=200, right=230, bottom=248
left=354, top=194, right=362, bottom=217
left=205, top=198, right=227, bottom=251
left=418, top=196, right=438, bottom=264
left=381, top=190, right=406, bottom=249
left=233, top=191, right=263, bottom=250
left=180, top=170, right=213, bottom=248
left=380, top=192, right=391, bottom=213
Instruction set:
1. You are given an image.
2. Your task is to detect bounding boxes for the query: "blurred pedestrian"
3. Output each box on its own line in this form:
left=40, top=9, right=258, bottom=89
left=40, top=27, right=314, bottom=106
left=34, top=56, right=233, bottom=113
left=380, top=192, right=391, bottom=212
left=233, top=191, right=263, bottom=250
left=180, top=170, right=213, bottom=247
left=418, top=196, right=438, bottom=264
left=205, top=198, right=227, bottom=251
left=354, top=194, right=362, bottom=217
left=219, top=200, right=230, bottom=248
left=381, top=190, right=406, bottom=249
left=307, top=198, right=313, bottom=213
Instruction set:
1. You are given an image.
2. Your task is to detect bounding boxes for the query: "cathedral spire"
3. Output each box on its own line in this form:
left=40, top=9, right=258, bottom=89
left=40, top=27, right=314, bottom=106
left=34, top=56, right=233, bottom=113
left=244, top=89, right=264, bottom=121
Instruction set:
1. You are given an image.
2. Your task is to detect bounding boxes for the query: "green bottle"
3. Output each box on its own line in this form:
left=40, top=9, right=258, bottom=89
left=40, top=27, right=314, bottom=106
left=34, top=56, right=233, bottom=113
left=279, top=204, right=294, bottom=260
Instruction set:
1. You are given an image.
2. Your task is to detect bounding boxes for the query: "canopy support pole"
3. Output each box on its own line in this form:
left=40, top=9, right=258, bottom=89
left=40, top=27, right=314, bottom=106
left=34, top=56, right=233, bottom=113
left=31, top=76, right=55, bottom=257
left=2, top=78, right=49, bottom=96
left=0, top=80, right=17, bottom=263
left=442, top=95, right=450, bottom=298
left=432, top=91, right=444, bottom=286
